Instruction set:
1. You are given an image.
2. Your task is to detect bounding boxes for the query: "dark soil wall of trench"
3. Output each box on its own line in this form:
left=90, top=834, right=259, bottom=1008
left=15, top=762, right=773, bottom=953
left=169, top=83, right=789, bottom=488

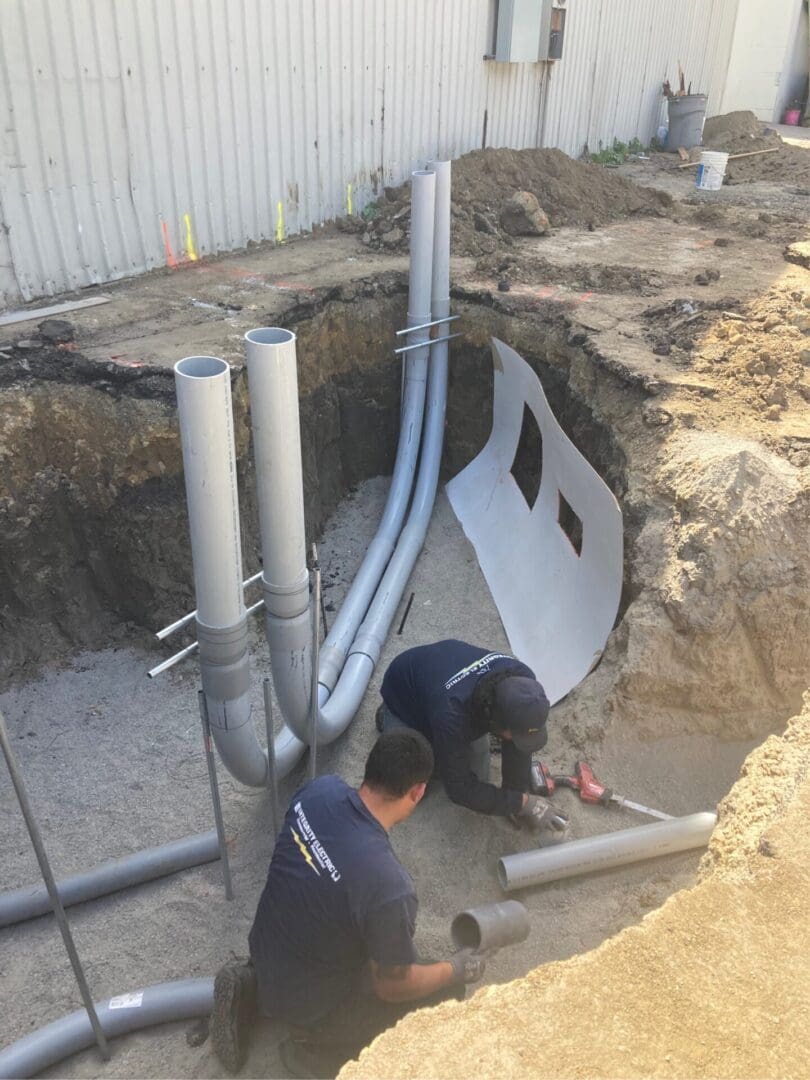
left=0, top=288, right=629, bottom=684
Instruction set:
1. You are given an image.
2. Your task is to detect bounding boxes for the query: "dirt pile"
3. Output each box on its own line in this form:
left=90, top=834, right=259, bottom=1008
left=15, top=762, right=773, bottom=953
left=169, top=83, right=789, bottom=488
left=340, top=696, right=810, bottom=1080
left=359, top=148, right=672, bottom=256
left=698, top=110, right=810, bottom=184
left=476, top=251, right=670, bottom=294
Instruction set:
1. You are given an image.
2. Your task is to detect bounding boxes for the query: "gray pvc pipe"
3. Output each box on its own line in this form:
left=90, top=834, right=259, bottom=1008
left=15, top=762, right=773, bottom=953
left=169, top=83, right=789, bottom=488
left=0, top=831, right=220, bottom=929
left=345, top=161, right=450, bottom=676
left=451, top=900, right=530, bottom=953
left=174, top=356, right=270, bottom=789
left=318, top=168, right=436, bottom=699
left=498, top=813, right=718, bottom=892
left=0, top=978, right=213, bottom=1079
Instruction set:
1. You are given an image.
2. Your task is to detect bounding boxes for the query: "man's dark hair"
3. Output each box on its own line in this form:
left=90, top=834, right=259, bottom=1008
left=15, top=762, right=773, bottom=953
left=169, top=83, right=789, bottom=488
left=363, top=729, right=434, bottom=798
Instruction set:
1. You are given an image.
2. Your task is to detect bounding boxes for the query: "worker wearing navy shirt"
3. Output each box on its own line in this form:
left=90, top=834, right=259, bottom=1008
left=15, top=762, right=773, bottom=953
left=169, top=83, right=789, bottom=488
left=378, top=639, right=569, bottom=833
left=211, top=729, right=488, bottom=1078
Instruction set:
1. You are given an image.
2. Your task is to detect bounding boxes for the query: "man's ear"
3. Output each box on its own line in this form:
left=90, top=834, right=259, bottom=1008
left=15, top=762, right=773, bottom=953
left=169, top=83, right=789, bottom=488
left=409, top=781, right=427, bottom=806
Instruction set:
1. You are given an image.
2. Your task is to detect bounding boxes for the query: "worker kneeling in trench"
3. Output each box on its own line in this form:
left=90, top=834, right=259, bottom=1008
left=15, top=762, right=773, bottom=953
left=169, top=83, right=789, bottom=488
left=212, top=730, right=488, bottom=1078
left=377, top=638, right=569, bottom=835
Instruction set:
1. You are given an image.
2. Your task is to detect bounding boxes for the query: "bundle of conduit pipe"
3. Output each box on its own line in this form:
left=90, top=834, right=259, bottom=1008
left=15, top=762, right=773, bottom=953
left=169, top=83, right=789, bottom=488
left=0, top=162, right=452, bottom=1079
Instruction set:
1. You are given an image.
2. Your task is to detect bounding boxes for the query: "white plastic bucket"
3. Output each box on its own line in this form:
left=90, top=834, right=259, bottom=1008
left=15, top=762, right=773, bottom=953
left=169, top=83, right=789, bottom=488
left=695, top=151, right=729, bottom=191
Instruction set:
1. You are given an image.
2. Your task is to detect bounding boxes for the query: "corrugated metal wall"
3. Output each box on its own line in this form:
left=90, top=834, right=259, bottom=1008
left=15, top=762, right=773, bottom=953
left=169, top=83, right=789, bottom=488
left=0, top=0, right=737, bottom=306
left=543, top=0, right=739, bottom=155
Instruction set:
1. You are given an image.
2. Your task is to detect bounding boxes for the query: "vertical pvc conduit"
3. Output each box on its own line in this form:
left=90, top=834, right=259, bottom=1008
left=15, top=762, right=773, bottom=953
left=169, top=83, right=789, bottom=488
left=316, top=168, right=436, bottom=702
left=174, top=356, right=268, bottom=788
left=245, top=329, right=312, bottom=742
left=316, top=163, right=450, bottom=742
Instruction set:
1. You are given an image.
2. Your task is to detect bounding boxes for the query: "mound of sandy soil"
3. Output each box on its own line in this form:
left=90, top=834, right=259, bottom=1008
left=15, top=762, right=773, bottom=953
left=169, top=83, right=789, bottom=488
left=699, top=110, right=810, bottom=184
left=340, top=694, right=810, bottom=1080
left=359, top=148, right=672, bottom=256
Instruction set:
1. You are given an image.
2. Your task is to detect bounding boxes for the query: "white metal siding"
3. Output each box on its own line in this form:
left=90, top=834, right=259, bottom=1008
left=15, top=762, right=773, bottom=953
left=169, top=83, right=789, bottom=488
left=542, top=0, right=739, bottom=156
left=0, top=0, right=739, bottom=305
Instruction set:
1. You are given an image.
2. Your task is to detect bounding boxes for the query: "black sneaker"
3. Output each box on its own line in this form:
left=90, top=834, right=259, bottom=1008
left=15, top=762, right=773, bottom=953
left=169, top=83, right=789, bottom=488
left=211, top=958, right=257, bottom=1074
left=279, top=1036, right=346, bottom=1080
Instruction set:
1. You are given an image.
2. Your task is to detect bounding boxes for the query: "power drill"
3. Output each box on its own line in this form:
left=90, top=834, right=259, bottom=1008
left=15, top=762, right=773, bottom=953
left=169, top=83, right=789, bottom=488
left=530, top=760, right=612, bottom=805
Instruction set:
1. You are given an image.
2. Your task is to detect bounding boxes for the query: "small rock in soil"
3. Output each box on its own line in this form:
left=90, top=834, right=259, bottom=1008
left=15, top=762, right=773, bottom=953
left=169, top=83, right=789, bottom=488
left=185, top=1018, right=209, bottom=1047
left=38, top=318, right=75, bottom=343
left=714, top=237, right=732, bottom=247
left=652, top=339, right=672, bottom=356
left=500, top=191, right=550, bottom=236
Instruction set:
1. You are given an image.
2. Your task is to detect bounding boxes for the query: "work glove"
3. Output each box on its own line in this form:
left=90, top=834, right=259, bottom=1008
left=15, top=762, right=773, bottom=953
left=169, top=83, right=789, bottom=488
left=517, top=794, right=569, bottom=835
left=449, top=948, right=488, bottom=985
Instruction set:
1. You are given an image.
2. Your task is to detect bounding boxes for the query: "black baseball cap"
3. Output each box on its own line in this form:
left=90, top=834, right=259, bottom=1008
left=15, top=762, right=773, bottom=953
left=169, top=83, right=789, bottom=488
left=492, top=676, right=549, bottom=753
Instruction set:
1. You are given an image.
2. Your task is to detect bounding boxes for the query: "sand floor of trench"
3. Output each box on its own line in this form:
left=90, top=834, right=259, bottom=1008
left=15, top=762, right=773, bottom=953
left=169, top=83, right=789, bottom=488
left=0, top=479, right=758, bottom=1079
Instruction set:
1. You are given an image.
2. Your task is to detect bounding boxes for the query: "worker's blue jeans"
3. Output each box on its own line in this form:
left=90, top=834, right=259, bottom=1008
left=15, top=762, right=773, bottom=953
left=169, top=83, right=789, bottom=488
left=377, top=703, right=491, bottom=782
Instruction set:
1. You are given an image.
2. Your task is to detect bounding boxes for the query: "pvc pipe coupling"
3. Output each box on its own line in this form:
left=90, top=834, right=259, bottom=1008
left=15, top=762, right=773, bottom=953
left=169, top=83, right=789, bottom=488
left=450, top=900, right=530, bottom=954
left=195, top=619, right=251, bottom=728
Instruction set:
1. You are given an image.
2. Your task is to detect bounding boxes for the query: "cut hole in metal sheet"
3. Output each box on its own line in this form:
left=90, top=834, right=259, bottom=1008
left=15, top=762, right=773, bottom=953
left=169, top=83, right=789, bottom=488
left=558, top=491, right=583, bottom=556
left=510, top=403, right=543, bottom=510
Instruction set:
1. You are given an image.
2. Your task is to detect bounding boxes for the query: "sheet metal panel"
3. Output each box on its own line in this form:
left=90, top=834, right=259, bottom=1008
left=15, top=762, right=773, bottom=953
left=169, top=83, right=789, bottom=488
left=0, top=0, right=740, bottom=304
left=544, top=0, right=739, bottom=157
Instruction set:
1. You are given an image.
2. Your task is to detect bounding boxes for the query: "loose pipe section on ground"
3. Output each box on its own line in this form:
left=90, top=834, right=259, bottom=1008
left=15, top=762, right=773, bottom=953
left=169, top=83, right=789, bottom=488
left=0, top=979, right=214, bottom=1079
left=0, top=831, right=220, bottom=929
left=498, top=813, right=718, bottom=892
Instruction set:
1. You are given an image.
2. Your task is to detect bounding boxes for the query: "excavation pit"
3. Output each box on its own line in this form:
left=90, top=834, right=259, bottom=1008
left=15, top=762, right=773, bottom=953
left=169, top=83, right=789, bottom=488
left=0, top=219, right=808, bottom=1077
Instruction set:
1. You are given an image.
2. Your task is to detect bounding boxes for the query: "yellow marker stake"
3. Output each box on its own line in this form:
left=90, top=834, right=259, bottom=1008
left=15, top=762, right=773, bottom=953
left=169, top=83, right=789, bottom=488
left=347, top=183, right=353, bottom=216
left=276, top=201, right=284, bottom=243
left=183, top=213, right=198, bottom=261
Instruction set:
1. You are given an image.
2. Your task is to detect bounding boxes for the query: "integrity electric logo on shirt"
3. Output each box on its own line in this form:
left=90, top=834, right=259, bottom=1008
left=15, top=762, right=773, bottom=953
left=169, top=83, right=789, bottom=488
left=444, top=652, right=512, bottom=691
left=291, top=800, right=342, bottom=883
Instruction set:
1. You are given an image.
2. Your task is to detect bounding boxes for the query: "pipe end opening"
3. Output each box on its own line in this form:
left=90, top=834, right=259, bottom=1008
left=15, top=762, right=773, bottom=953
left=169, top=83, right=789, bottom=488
left=450, top=913, right=481, bottom=951
left=175, top=355, right=229, bottom=379
left=245, top=327, right=296, bottom=347
left=496, top=859, right=509, bottom=890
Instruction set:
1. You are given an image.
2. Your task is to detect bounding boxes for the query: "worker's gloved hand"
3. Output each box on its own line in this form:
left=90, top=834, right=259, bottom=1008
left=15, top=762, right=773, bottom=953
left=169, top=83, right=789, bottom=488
left=517, top=794, right=569, bottom=834
left=449, top=948, right=487, bottom=985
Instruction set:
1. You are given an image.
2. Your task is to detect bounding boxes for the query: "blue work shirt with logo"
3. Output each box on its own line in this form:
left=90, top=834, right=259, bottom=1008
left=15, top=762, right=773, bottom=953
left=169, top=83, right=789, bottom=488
left=380, top=639, right=540, bottom=817
left=248, top=775, right=418, bottom=1024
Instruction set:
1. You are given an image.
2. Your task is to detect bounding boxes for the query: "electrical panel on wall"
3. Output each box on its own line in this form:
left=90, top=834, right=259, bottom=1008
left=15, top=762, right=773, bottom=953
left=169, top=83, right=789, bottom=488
left=538, top=0, right=566, bottom=61
left=494, top=0, right=542, bottom=63
left=493, top=0, right=566, bottom=63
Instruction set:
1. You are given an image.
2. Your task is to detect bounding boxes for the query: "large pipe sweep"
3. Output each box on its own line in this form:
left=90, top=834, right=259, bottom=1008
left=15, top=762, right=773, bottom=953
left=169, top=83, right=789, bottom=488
left=498, top=813, right=717, bottom=892
left=345, top=160, right=451, bottom=678
left=316, top=169, right=436, bottom=700
left=0, top=831, right=220, bottom=928
left=0, top=979, right=214, bottom=1079
left=174, top=355, right=266, bottom=788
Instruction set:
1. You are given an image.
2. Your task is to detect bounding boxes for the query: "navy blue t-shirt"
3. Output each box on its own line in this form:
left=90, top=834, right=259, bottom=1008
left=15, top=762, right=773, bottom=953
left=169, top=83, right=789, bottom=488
left=248, top=775, right=418, bottom=1023
left=380, top=639, right=540, bottom=816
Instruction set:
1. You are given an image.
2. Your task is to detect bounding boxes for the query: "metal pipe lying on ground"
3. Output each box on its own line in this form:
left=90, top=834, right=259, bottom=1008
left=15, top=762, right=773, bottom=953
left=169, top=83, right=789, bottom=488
left=451, top=900, right=530, bottom=953
left=0, top=978, right=214, bottom=1080
left=0, top=831, right=221, bottom=928
left=498, top=812, right=718, bottom=892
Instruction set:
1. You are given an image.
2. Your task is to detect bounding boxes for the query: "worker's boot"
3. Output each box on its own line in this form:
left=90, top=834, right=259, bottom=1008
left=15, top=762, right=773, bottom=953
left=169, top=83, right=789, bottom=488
left=279, top=1035, right=347, bottom=1080
left=211, top=957, right=257, bottom=1074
